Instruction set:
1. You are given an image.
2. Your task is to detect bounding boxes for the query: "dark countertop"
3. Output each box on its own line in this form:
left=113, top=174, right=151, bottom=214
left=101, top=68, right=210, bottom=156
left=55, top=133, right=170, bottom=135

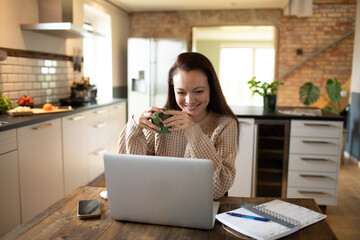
left=1, top=102, right=343, bottom=132
left=231, top=106, right=344, bottom=121
left=0, top=98, right=126, bottom=132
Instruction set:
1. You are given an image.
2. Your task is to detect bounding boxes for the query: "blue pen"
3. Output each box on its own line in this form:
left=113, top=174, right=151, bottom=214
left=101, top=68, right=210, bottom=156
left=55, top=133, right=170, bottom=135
left=226, top=212, right=270, bottom=222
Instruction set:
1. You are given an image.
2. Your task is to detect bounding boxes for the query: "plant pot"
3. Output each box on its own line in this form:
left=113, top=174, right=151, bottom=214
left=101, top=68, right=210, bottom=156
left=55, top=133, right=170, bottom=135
left=263, top=94, right=277, bottom=112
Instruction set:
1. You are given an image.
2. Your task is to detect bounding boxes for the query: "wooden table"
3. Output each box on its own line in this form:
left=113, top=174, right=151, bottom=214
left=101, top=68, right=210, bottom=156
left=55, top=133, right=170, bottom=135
left=3, top=186, right=336, bottom=240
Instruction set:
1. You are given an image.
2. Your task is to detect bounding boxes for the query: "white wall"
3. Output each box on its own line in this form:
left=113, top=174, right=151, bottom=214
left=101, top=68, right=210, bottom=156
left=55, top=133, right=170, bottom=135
left=0, top=0, right=67, bottom=54
left=350, top=0, right=360, bottom=94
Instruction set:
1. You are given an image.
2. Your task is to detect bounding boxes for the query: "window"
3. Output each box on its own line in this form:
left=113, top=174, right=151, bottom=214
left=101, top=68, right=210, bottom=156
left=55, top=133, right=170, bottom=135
left=83, top=4, right=112, bottom=100
left=219, top=46, right=275, bottom=106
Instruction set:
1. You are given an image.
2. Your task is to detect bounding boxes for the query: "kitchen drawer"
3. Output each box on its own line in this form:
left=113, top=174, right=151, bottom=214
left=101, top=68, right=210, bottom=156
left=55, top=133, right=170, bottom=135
left=288, top=171, right=337, bottom=189
left=289, top=154, right=339, bottom=172
left=291, top=120, right=342, bottom=138
left=18, top=119, right=61, bottom=138
left=88, top=144, right=108, bottom=181
left=88, top=106, right=109, bottom=119
left=289, top=137, right=340, bottom=155
left=287, top=187, right=336, bottom=206
left=0, top=129, right=17, bottom=154
left=87, top=107, right=109, bottom=152
left=62, top=111, right=89, bottom=126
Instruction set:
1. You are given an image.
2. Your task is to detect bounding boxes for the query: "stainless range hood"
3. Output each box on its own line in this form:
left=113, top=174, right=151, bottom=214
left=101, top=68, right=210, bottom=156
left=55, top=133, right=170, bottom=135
left=20, top=0, right=104, bottom=38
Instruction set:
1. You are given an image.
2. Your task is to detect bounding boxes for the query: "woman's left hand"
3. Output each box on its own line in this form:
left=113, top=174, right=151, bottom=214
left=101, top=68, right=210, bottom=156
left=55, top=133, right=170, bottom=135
left=162, top=110, right=196, bottom=131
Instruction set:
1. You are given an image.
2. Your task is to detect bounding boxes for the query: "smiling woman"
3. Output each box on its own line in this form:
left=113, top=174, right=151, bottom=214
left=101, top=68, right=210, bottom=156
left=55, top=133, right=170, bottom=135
left=118, top=52, right=239, bottom=199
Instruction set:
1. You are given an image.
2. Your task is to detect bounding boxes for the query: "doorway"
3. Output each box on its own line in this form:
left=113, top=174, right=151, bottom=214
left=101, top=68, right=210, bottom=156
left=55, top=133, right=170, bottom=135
left=192, top=26, right=277, bottom=107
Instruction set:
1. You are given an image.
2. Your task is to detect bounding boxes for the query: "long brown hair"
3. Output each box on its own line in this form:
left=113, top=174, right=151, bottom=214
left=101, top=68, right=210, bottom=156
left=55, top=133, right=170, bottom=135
left=165, top=52, right=238, bottom=123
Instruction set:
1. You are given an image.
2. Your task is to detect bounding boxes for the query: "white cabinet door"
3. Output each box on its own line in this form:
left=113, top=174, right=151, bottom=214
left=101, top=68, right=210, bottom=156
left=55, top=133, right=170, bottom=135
left=87, top=107, right=109, bottom=181
left=18, top=119, right=64, bottom=223
left=229, top=118, right=255, bottom=197
left=62, top=112, right=89, bottom=195
left=88, top=145, right=108, bottom=181
left=0, top=151, right=21, bottom=237
left=108, top=102, right=127, bottom=153
left=0, top=129, right=21, bottom=237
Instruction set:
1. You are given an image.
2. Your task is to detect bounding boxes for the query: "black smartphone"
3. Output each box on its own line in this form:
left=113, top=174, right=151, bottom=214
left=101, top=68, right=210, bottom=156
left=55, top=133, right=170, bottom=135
left=77, top=199, right=101, bottom=219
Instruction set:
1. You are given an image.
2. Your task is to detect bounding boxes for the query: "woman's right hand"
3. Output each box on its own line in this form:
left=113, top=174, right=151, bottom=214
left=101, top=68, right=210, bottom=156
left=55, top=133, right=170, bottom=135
left=132, top=106, right=163, bottom=134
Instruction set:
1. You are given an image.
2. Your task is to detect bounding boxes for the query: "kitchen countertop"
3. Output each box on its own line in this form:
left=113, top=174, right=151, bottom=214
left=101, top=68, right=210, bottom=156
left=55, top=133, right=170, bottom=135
left=0, top=102, right=343, bottom=132
left=0, top=98, right=126, bottom=132
left=231, top=106, right=344, bottom=121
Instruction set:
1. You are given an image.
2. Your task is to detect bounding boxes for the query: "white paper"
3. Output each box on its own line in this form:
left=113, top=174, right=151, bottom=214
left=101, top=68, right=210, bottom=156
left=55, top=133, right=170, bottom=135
left=216, top=199, right=326, bottom=240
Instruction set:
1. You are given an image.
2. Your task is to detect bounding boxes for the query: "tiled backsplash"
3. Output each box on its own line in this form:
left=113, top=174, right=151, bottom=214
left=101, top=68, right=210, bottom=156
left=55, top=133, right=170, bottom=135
left=0, top=56, right=77, bottom=107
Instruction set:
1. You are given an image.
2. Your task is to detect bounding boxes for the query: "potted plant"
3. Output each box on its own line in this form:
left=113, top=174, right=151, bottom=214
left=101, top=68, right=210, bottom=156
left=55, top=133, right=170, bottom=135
left=247, top=77, right=284, bottom=112
left=299, top=78, right=341, bottom=114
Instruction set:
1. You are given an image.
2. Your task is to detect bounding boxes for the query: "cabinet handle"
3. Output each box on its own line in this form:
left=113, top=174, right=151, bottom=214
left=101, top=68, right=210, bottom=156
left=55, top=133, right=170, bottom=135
left=94, top=122, right=107, bottom=128
left=69, top=115, right=85, bottom=121
left=298, top=190, right=328, bottom=195
left=302, top=140, right=330, bottom=144
left=32, top=123, right=54, bottom=130
left=94, top=109, right=107, bottom=114
left=94, top=148, right=107, bottom=156
left=301, top=157, right=331, bottom=162
left=304, top=123, right=331, bottom=127
left=300, top=174, right=330, bottom=179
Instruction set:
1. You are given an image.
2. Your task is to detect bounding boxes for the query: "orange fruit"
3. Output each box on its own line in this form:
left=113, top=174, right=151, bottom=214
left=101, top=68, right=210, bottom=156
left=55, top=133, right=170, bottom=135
left=43, top=103, right=53, bottom=111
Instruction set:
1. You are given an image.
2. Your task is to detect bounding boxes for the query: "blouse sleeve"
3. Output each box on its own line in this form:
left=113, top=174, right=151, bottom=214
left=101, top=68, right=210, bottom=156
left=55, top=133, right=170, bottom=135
left=184, top=117, right=238, bottom=200
left=117, top=117, right=155, bottom=155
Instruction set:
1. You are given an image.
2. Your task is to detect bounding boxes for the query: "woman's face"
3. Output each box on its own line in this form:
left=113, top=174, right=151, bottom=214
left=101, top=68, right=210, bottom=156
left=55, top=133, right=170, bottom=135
left=172, top=70, right=210, bottom=122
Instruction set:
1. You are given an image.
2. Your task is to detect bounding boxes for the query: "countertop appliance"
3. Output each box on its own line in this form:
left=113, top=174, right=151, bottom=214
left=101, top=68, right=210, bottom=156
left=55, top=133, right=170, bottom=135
left=60, top=83, right=97, bottom=107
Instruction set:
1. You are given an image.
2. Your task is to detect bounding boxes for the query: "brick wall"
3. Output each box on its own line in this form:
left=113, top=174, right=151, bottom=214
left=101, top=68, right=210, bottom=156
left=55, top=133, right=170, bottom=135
left=130, top=9, right=282, bottom=49
left=129, top=1, right=356, bottom=107
left=278, top=2, right=356, bottom=106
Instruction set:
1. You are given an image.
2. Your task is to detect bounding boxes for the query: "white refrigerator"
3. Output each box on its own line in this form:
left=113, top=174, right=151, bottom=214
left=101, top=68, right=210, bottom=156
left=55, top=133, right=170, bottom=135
left=127, top=38, right=187, bottom=118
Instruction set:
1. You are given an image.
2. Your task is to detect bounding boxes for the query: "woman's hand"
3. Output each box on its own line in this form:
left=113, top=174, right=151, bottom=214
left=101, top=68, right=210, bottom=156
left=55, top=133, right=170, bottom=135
left=162, top=110, right=196, bottom=132
left=133, top=107, right=163, bottom=134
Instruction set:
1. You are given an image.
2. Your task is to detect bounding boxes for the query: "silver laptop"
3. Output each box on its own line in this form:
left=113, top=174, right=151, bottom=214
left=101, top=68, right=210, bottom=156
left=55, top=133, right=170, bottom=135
left=103, top=153, right=220, bottom=230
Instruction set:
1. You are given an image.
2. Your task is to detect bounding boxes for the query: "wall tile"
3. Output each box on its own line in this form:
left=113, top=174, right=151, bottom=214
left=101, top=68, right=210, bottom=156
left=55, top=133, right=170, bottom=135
left=0, top=55, right=73, bottom=105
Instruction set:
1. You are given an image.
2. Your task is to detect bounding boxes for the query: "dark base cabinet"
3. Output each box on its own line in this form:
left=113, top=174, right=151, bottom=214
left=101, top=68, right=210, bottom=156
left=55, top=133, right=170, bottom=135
left=254, top=120, right=290, bottom=198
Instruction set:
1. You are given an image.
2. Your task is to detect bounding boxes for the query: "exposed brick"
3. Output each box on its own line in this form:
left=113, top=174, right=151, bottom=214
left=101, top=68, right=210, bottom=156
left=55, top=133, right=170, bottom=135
left=129, top=2, right=355, bottom=108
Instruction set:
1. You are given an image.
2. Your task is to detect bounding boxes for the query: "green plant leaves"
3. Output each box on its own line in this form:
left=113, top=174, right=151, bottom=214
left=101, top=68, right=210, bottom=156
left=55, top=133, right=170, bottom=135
left=0, top=90, right=12, bottom=114
left=326, top=78, right=341, bottom=104
left=247, top=77, right=283, bottom=97
left=299, top=82, right=320, bottom=105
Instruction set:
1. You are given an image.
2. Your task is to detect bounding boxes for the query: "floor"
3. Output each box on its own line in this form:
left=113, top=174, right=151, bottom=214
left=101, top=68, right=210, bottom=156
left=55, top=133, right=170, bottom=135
left=94, top=156, right=360, bottom=239
left=325, top=157, right=360, bottom=240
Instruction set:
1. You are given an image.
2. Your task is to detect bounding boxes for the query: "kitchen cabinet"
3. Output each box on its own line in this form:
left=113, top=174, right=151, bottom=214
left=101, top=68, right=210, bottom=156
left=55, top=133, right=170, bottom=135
left=62, top=111, right=89, bottom=195
left=18, top=119, right=64, bottom=223
left=287, top=120, right=342, bottom=206
left=229, top=118, right=255, bottom=197
left=87, top=106, right=110, bottom=181
left=229, top=112, right=343, bottom=206
left=62, top=101, right=127, bottom=192
left=0, top=129, right=21, bottom=237
left=0, top=100, right=127, bottom=233
left=108, top=102, right=127, bottom=153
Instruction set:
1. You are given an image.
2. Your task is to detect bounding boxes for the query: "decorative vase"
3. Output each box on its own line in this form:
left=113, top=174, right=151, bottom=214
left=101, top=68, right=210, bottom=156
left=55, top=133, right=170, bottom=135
left=263, top=94, right=277, bottom=112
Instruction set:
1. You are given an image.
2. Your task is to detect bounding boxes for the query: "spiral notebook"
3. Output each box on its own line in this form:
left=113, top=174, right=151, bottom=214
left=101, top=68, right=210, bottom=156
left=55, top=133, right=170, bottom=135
left=216, top=199, right=327, bottom=240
